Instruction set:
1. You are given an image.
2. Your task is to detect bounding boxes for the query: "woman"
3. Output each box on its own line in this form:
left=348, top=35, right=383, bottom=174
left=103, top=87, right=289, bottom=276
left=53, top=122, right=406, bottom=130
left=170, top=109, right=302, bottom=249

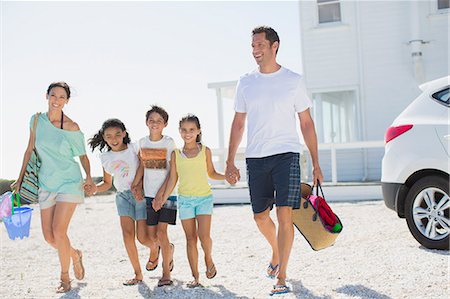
left=14, top=82, right=95, bottom=293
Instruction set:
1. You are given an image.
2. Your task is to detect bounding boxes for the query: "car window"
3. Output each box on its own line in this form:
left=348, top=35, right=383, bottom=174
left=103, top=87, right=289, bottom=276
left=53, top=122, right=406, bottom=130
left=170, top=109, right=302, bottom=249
left=432, top=87, right=449, bottom=107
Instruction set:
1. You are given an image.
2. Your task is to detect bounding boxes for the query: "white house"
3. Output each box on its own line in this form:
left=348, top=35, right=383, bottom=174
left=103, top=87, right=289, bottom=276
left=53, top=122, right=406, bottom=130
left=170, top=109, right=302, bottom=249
left=208, top=0, right=449, bottom=183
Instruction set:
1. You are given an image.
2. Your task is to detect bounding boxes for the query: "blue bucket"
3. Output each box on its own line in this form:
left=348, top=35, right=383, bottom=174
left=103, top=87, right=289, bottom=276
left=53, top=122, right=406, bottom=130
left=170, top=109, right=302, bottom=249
left=3, top=207, right=33, bottom=240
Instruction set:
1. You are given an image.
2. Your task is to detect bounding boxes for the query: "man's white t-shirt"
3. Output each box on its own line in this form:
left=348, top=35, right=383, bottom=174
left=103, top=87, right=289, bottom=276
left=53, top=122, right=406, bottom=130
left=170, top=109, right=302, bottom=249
left=137, top=135, right=176, bottom=197
left=234, top=66, right=312, bottom=158
left=100, top=143, right=139, bottom=192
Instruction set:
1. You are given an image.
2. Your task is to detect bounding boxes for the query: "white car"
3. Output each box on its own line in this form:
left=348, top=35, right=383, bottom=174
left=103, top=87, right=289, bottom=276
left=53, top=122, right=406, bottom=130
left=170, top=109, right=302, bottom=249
left=381, top=76, right=449, bottom=250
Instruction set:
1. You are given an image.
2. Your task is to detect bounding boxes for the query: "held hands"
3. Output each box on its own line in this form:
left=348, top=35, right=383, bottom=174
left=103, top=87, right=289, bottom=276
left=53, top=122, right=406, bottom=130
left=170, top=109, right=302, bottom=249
left=83, top=177, right=96, bottom=196
left=131, top=182, right=144, bottom=201
left=152, top=195, right=165, bottom=212
left=225, top=162, right=240, bottom=185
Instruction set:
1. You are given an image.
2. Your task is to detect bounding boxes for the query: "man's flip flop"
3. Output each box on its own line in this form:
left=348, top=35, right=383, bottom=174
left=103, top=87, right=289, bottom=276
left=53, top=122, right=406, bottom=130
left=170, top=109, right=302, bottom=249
left=270, top=285, right=290, bottom=296
left=266, top=263, right=279, bottom=279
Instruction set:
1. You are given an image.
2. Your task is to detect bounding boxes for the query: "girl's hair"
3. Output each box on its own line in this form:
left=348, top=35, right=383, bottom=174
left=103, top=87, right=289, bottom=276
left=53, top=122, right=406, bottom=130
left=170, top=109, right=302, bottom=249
left=179, top=114, right=202, bottom=143
left=47, top=82, right=71, bottom=99
left=88, top=118, right=131, bottom=152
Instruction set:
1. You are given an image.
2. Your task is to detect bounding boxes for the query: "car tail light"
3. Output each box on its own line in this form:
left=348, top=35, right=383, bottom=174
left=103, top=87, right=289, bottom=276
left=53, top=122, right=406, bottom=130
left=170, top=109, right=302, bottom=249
left=385, top=125, right=413, bottom=144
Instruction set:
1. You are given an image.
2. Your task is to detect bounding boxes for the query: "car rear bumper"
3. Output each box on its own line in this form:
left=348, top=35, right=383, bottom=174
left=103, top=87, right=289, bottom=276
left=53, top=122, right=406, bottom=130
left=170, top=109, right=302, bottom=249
left=382, top=182, right=409, bottom=218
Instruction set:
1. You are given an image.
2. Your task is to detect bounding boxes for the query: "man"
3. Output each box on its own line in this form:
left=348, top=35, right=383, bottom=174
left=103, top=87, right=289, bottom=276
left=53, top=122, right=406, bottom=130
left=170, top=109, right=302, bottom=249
left=225, top=26, right=323, bottom=295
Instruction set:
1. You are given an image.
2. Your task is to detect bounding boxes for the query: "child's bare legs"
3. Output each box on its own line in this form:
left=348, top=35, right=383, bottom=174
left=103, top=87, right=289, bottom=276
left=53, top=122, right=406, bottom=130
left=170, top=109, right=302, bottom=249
left=145, top=225, right=160, bottom=269
left=120, top=217, right=143, bottom=281
left=197, top=215, right=215, bottom=275
left=156, top=223, right=173, bottom=281
left=181, top=218, right=199, bottom=283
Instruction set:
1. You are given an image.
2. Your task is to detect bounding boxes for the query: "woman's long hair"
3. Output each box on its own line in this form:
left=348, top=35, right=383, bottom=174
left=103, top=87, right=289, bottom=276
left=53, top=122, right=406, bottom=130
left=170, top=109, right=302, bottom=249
left=88, top=118, right=131, bottom=152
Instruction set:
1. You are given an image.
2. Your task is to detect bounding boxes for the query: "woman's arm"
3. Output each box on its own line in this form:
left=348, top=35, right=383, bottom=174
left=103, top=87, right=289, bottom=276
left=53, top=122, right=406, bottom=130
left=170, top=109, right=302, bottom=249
left=153, top=151, right=178, bottom=211
left=206, top=147, right=225, bottom=180
left=12, top=129, right=34, bottom=191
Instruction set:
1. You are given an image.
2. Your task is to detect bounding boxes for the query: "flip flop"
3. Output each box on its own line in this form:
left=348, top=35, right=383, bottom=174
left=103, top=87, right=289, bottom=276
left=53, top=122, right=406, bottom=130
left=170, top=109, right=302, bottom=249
left=157, top=278, right=174, bottom=287
left=206, top=263, right=217, bottom=279
left=123, top=278, right=143, bottom=286
left=186, top=280, right=203, bottom=288
left=146, top=246, right=160, bottom=271
left=73, top=249, right=85, bottom=280
left=169, top=243, right=175, bottom=272
left=270, top=285, right=290, bottom=296
left=266, top=263, right=279, bottom=279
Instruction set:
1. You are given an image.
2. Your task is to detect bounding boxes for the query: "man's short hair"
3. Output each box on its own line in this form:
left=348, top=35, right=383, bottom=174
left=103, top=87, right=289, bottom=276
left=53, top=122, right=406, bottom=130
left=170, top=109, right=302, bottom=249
left=252, top=26, right=280, bottom=53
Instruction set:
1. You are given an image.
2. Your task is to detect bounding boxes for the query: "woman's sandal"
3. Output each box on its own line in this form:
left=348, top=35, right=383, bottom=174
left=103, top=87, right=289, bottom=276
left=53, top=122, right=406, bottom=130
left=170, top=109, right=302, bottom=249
left=146, top=246, right=160, bottom=271
left=123, top=278, right=143, bottom=286
left=206, top=263, right=217, bottom=279
left=73, top=249, right=85, bottom=280
left=266, top=263, right=279, bottom=279
left=56, top=272, right=72, bottom=293
left=270, top=285, right=290, bottom=296
left=186, top=280, right=203, bottom=288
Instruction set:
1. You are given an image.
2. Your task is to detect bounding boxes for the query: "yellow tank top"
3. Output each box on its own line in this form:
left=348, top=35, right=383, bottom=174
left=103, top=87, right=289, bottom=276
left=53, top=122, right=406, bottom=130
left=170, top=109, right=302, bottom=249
left=175, top=145, right=212, bottom=197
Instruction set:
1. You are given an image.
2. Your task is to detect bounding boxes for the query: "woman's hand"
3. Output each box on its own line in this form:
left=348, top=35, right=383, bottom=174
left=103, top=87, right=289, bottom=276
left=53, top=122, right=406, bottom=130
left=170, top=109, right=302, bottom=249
left=10, top=179, right=22, bottom=193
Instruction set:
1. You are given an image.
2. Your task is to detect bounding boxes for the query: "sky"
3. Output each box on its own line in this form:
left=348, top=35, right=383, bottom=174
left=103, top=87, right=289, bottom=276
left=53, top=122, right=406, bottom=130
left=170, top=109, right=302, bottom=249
left=0, top=0, right=304, bottom=179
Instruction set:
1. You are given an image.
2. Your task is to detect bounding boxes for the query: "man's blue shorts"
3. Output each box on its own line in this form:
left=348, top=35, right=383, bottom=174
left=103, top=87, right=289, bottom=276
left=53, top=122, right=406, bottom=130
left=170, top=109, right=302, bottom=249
left=246, top=152, right=301, bottom=213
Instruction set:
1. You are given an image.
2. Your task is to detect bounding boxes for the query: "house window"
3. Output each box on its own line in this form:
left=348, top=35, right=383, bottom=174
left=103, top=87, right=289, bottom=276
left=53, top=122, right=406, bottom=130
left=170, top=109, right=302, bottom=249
left=317, top=0, right=342, bottom=24
left=438, top=0, right=450, bottom=9
left=312, top=90, right=358, bottom=143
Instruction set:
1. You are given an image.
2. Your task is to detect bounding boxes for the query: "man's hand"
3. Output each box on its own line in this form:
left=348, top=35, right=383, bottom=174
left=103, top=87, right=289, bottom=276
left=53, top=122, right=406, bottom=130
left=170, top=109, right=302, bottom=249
left=312, top=165, right=324, bottom=186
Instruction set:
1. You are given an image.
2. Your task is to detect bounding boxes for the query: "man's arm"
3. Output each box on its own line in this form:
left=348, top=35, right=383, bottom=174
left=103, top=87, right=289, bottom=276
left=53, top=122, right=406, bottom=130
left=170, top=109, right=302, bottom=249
left=298, top=108, right=323, bottom=185
left=225, top=112, right=246, bottom=184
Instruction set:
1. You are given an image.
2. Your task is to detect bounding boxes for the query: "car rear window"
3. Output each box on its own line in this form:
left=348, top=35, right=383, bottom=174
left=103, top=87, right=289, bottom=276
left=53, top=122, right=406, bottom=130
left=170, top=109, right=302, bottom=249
left=432, top=87, right=449, bottom=106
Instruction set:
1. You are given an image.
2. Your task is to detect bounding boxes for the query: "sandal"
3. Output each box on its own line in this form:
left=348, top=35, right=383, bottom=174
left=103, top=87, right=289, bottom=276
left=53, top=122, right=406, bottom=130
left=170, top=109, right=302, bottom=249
left=270, top=285, right=290, bottom=296
left=266, top=263, right=279, bottom=279
left=146, top=246, right=160, bottom=271
left=123, top=278, right=143, bottom=286
left=157, top=278, right=174, bottom=287
left=56, top=272, right=72, bottom=293
left=206, top=263, right=217, bottom=279
left=169, top=243, right=174, bottom=272
left=186, top=280, right=203, bottom=288
left=73, top=249, right=85, bottom=280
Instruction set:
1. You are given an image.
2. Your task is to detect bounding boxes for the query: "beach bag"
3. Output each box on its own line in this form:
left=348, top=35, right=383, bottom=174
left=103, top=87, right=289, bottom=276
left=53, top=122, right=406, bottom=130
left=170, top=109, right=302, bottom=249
left=292, top=182, right=343, bottom=251
left=16, top=113, right=41, bottom=204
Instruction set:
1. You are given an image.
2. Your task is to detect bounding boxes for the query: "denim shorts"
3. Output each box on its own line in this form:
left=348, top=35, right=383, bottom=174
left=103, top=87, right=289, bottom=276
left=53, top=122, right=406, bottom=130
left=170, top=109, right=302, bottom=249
left=38, top=189, right=84, bottom=210
left=116, top=190, right=147, bottom=221
left=246, top=152, right=301, bottom=213
left=177, top=194, right=214, bottom=220
left=146, top=196, right=177, bottom=226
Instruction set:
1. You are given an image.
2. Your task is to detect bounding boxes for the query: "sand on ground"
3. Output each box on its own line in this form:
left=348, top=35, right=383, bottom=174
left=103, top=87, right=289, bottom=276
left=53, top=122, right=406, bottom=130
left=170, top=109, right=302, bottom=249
left=1, top=195, right=448, bottom=299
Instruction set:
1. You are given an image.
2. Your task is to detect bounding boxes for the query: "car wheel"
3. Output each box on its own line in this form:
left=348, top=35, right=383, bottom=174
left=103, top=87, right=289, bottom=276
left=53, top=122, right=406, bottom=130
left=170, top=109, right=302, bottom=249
left=405, top=176, right=449, bottom=250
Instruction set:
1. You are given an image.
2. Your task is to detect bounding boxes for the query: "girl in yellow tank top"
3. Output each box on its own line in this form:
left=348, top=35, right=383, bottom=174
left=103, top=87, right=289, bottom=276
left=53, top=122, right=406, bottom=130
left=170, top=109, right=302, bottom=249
left=154, top=114, right=225, bottom=288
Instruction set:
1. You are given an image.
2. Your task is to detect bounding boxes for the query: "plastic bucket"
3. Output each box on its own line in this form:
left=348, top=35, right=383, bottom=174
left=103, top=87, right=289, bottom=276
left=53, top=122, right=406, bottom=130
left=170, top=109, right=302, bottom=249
left=3, top=207, right=33, bottom=240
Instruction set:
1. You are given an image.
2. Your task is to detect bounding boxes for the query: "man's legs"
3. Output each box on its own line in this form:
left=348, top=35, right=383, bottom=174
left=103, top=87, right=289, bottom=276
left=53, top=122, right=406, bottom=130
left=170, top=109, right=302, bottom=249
left=253, top=208, right=279, bottom=272
left=275, top=206, right=294, bottom=286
